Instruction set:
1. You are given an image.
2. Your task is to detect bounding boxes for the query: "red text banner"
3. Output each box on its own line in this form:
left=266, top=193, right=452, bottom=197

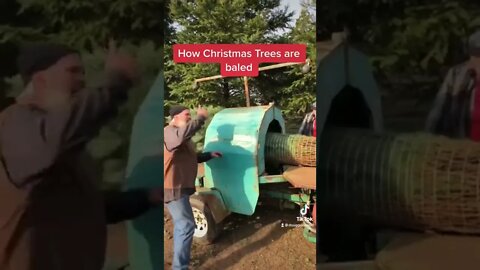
left=173, top=44, right=306, bottom=77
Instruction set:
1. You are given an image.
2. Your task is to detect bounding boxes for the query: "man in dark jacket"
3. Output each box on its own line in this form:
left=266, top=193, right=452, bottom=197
left=299, top=102, right=316, bottom=136
left=426, top=30, right=480, bottom=140
left=164, top=105, right=222, bottom=270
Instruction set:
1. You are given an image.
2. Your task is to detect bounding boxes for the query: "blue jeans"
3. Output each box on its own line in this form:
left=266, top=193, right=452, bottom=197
left=166, top=195, right=196, bottom=270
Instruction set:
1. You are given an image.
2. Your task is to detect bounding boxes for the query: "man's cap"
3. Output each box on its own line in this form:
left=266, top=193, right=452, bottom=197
left=468, top=30, right=480, bottom=57
left=169, top=105, right=188, bottom=117
left=16, top=43, right=78, bottom=84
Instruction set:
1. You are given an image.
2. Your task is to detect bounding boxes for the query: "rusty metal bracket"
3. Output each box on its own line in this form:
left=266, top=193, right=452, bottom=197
left=191, top=189, right=231, bottom=224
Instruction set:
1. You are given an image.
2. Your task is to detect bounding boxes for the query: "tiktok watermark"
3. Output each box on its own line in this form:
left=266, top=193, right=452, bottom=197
left=280, top=223, right=303, bottom=228
left=280, top=204, right=313, bottom=228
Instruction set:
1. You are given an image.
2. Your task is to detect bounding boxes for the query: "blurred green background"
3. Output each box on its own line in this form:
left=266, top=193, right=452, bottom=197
left=318, top=0, right=480, bottom=132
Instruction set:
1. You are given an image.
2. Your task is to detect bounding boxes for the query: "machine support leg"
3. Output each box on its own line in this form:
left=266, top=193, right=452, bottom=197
left=243, top=76, right=250, bottom=107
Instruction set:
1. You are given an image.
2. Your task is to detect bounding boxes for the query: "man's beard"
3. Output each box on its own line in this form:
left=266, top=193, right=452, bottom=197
left=175, top=120, right=188, bottom=127
left=17, top=85, right=73, bottom=111
left=42, top=90, right=72, bottom=110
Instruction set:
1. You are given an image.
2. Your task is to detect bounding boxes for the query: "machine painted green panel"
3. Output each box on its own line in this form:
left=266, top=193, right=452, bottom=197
left=259, top=175, right=288, bottom=184
left=348, top=47, right=384, bottom=133
left=261, top=191, right=310, bottom=204
left=316, top=44, right=347, bottom=143
left=316, top=43, right=384, bottom=141
left=203, top=105, right=285, bottom=215
left=125, top=71, right=164, bottom=270
left=257, top=106, right=285, bottom=174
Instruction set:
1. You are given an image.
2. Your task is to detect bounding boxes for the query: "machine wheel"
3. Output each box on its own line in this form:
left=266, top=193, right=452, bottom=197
left=190, top=198, right=219, bottom=245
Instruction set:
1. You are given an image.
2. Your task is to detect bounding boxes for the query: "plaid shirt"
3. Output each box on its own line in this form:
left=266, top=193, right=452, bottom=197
left=299, top=112, right=315, bottom=136
left=426, top=62, right=476, bottom=138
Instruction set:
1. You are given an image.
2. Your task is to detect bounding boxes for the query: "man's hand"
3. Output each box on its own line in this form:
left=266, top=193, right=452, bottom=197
left=211, top=152, right=223, bottom=158
left=147, top=187, right=164, bottom=206
left=105, top=39, right=139, bottom=81
left=196, top=107, right=209, bottom=119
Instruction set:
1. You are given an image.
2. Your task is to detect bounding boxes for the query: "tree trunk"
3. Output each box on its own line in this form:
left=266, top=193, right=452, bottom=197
left=222, top=80, right=229, bottom=104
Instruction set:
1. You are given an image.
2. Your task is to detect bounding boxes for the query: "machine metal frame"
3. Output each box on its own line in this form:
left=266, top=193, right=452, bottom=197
left=190, top=63, right=316, bottom=245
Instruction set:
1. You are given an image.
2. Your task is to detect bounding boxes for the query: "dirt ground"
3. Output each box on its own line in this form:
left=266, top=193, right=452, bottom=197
left=104, top=204, right=316, bottom=270
left=163, top=205, right=316, bottom=270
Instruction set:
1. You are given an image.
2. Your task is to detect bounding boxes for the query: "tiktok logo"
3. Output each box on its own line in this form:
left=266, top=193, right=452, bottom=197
left=300, top=204, right=309, bottom=216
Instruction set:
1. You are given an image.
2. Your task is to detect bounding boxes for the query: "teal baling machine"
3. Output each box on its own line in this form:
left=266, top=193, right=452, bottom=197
left=191, top=104, right=316, bottom=244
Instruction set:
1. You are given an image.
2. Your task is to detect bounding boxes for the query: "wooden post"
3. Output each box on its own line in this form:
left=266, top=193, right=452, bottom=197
left=243, top=76, right=250, bottom=107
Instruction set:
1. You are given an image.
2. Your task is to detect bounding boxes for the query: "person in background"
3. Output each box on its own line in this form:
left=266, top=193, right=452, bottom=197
left=299, top=101, right=316, bottom=136
left=164, top=105, right=222, bottom=270
left=0, top=42, right=162, bottom=270
left=426, top=30, right=480, bottom=141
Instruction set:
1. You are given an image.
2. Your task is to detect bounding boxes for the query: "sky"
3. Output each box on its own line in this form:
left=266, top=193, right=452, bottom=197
left=282, top=0, right=303, bottom=28
left=172, top=1, right=306, bottom=34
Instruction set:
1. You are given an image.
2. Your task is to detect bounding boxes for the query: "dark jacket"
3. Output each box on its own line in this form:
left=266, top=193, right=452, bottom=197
left=426, top=62, right=476, bottom=138
left=163, top=117, right=212, bottom=203
left=299, top=112, right=315, bottom=136
left=103, top=189, right=154, bottom=224
left=0, top=82, right=160, bottom=224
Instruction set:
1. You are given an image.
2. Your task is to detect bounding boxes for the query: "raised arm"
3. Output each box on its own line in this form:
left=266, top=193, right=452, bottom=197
left=62, top=71, right=133, bottom=149
left=164, top=116, right=206, bottom=151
